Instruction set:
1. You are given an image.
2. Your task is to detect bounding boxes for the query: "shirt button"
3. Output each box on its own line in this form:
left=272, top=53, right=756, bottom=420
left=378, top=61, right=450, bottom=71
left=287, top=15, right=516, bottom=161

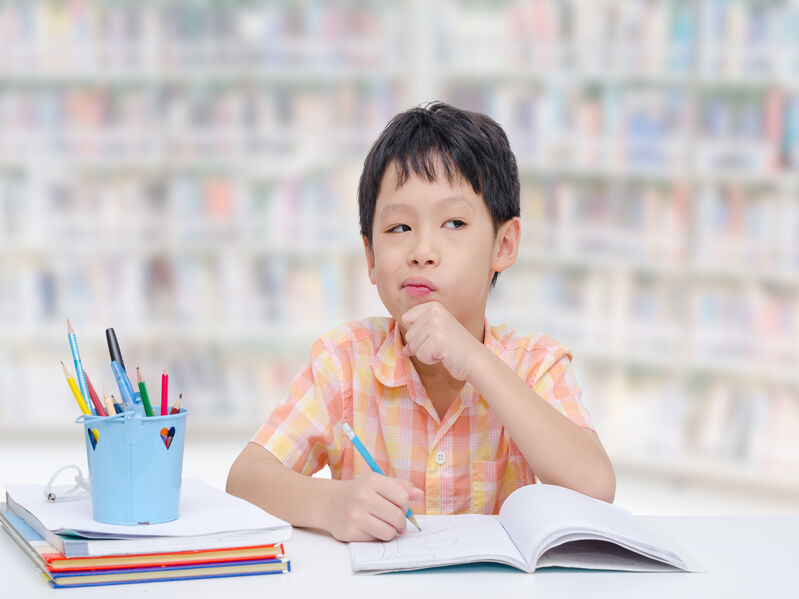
left=434, top=451, right=446, bottom=466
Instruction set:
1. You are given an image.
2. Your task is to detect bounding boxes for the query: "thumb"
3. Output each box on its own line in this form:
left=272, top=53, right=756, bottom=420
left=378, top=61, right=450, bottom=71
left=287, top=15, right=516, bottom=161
left=397, top=478, right=424, bottom=501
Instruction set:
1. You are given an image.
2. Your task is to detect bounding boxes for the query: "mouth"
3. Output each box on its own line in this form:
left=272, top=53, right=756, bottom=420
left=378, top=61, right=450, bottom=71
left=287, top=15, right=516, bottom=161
left=402, top=277, right=435, bottom=298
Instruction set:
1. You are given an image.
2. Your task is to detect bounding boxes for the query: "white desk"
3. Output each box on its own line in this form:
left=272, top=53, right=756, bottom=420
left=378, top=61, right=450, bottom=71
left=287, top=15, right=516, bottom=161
left=3, top=515, right=797, bottom=598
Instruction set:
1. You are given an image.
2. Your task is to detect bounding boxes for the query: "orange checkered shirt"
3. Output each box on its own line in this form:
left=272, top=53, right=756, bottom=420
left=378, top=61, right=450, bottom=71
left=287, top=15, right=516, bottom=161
left=251, top=317, right=594, bottom=515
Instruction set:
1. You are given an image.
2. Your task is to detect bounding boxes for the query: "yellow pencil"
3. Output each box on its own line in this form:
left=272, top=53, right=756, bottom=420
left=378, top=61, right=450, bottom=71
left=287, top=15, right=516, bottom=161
left=61, top=361, right=91, bottom=415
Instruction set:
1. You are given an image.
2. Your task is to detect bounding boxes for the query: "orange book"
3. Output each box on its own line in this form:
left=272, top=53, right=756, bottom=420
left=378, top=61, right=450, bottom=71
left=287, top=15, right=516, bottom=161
left=42, top=543, right=285, bottom=572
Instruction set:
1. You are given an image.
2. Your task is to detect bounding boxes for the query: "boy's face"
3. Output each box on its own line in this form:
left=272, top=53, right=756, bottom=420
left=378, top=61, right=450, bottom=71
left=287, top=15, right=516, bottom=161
left=363, top=162, right=518, bottom=340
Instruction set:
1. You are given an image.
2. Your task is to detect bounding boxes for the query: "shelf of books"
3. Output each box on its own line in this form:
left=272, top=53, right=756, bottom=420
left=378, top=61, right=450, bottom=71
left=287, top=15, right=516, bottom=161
left=1, top=0, right=798, bottom=499
left=449, top=0, right=799, bottom=499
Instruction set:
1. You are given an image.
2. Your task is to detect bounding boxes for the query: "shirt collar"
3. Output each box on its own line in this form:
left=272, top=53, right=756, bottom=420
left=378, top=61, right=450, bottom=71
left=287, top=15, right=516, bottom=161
left=371, top=318, right=411, bottom=388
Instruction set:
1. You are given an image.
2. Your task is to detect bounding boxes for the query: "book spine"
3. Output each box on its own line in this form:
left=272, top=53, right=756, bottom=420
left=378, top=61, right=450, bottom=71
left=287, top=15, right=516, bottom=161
left=5, top=496, right=73, bottom=556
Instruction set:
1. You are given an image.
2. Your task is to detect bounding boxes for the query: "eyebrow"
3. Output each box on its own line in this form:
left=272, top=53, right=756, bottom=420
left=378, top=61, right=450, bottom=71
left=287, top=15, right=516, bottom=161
left=377, top=196, right=475, bottom=220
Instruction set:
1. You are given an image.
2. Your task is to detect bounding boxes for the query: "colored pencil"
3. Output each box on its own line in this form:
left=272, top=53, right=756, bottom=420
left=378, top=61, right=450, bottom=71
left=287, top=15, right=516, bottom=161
left=342, top=423, right=420, bottom=531
left=170, top=393, right=182, bottom=415
left=110, top=393, right=124, bottom=415
left=60, top=361, right=91, bottom=416
left=67, top=320, right=93, bottom=415
left=161, top=365, right=168, bottom=416
left=83, top=370, right=108, bottom=417
left=102, top=389, right=116, bottom=417
left=136, top=367, right=154, bottom=417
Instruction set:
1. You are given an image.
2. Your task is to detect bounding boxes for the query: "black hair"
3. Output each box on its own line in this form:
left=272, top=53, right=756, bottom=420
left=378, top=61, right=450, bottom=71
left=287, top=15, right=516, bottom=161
left=357, top=101, right=520, bottom=287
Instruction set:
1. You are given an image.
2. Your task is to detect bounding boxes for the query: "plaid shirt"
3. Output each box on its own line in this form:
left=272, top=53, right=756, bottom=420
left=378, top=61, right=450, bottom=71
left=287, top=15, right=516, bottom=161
left=252, top=317, right=594, bottom=515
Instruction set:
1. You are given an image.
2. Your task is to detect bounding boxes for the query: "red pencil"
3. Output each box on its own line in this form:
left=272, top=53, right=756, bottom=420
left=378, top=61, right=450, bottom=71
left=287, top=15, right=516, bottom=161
left=83, top=370, right=108, bottom=417
left=161, top=365, right=168, bottom=416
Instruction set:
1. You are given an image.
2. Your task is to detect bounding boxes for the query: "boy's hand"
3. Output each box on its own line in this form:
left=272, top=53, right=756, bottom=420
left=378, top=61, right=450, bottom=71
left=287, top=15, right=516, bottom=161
left=325, top=472, right=423, bottom=542
left=401, top=301, right=484, bottom=381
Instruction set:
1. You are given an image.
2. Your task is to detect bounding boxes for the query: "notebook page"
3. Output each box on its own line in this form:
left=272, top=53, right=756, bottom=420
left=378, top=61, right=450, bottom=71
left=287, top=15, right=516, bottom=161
left=5, top=479, right=290, bottom=538
left=536, top=539, right=684, bottom=572
left=349, top=514, right=527, bottom=573
left=499, top=484, right=684, bottom=568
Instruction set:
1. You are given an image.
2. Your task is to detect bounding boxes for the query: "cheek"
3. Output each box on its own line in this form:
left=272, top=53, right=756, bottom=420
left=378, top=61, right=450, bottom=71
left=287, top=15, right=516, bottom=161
left=372, top=245, right=403, bottom=274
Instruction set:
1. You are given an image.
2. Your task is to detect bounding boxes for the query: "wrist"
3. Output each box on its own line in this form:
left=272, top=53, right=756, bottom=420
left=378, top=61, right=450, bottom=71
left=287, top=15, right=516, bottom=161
left=313, top=477, right=343, bottom=533
left=463, top=338, right=492, bottom=384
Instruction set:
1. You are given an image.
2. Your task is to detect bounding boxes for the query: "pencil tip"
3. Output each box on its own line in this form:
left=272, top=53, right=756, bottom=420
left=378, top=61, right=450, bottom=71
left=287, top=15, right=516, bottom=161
left=408, top=514, right=421, bottom=531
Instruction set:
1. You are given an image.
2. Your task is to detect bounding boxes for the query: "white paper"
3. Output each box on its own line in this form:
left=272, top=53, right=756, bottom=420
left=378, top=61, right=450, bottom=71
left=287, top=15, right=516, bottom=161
left=5, top=478, right=290, bottom=538
left=499, top=484, right=688, bottom=570
left=349, top=514, right=527, bottom=572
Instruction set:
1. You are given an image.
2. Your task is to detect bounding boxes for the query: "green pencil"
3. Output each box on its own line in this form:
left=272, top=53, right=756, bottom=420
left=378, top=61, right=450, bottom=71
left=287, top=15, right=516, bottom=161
left=136, top=367, right=154, bottom=417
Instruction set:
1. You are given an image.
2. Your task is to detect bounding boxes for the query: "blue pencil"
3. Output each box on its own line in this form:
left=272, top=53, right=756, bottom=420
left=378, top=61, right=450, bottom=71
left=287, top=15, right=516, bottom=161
left=67, top=320, right=94, bottom=415
left=342, top=423, right=421, bottom=531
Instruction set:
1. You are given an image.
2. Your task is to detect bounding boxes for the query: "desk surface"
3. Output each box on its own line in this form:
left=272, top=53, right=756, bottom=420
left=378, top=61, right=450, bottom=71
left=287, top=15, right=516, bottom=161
left=3, top=515, right=797, bottom=598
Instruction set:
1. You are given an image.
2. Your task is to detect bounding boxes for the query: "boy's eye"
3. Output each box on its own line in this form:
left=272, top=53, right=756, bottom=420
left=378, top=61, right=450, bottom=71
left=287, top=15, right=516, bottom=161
left=387, top=224, right=410, bottom=233
left=444, top=219, right=466, bottom=230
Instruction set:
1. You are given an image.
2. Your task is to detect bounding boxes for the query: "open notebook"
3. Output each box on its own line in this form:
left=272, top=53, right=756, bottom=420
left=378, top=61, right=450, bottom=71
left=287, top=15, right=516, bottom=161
left=350, top=484, right=703, bottom=574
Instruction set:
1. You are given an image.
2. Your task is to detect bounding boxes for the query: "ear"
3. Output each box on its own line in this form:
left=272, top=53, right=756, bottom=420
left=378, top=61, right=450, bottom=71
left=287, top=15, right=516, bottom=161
left=490, top=217, right=520, bottom=275
left=362, top=236, right=376, bottom=285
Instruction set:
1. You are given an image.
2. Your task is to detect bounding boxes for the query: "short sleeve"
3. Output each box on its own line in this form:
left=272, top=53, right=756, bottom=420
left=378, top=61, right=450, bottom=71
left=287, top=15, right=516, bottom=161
left=530, top=348, right=594, bottom=430
left=250, top=338, right=342, bottom=476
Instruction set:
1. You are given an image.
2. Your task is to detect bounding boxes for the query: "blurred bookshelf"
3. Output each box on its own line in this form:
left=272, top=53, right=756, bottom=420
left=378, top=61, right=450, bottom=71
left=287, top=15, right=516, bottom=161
left=1, top=0, right=798, bottom=501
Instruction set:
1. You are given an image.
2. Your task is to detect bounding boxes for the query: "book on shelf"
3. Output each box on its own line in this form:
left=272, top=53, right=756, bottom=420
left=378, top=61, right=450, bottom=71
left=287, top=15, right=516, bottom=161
left=349, top=483, right=703, bottom=574
left=0, top=508, right=289, bottom=588
left=4, top=478, right=292, bottom=558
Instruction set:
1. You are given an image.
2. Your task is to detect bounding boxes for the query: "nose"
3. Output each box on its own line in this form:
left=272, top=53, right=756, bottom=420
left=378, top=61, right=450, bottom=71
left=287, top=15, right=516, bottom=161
left=408, top=230, right=439, bottom=267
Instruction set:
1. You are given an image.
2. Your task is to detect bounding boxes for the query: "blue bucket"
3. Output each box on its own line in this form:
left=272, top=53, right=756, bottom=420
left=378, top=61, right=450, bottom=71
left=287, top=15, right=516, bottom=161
left=77, top=409, right=187, bottom=525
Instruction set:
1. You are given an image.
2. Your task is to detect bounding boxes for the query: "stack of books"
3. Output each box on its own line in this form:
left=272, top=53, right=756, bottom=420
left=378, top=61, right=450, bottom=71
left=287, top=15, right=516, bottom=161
left=0, top=478, right=291, bottom=588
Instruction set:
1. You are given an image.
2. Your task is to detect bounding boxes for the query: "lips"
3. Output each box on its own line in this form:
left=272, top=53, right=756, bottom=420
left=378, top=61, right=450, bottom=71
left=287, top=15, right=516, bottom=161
left=402, top=277, right=435, bottom=298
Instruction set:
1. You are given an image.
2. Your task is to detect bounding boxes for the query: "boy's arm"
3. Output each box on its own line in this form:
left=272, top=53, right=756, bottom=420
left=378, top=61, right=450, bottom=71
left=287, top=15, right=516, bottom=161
left=226, top=442, right=423, bottom=541
left=403, top=302, right=616, bottom=503
left=466, top=347, right=616, bottom=503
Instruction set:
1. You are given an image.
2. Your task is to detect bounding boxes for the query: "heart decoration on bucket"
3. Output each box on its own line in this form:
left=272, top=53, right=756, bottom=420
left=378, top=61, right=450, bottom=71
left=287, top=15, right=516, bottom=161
left=88, top=428, right=99, bottom=450
left=160, top=426, right=175, bottom=449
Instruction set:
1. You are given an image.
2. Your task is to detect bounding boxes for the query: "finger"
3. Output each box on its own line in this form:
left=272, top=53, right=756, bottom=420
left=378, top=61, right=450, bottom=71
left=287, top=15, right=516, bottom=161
left=371, top=475, right=413, bottom=510
left=363, top=512, right=403, bottom=542
left=402, top=300, right=439, bottom=326
left=410, top=327, right=443, bottom=363
left=403, top=309, right=438, bottom=349
left=366, top=492, right=408, bottom=535
left=395, top=478, right=425, bottom=502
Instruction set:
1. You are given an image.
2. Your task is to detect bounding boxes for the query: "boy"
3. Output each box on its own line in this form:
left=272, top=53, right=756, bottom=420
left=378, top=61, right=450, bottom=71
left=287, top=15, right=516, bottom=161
left=227, top=102, right=615, bottom=542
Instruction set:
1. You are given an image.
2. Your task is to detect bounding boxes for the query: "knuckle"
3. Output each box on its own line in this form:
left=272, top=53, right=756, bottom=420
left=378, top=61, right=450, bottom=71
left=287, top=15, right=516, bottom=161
left=378, top=526, right=397, bottom=542
left=347, top=508, right=362, bottom=524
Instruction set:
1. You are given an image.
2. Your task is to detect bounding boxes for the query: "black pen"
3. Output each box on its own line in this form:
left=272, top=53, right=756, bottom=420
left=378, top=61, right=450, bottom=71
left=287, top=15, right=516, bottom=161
left=106, top=327, right=126, bottom=372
